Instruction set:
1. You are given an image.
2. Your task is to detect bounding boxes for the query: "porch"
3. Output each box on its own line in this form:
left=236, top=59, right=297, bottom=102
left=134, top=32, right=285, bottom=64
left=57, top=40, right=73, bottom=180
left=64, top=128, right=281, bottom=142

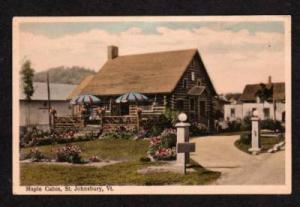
left=54, top=103, right=167, bottom=133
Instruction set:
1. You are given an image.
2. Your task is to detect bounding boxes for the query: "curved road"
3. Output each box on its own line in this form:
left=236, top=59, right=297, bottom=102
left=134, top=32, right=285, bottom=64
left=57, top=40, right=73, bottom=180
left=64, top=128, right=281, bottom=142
left=190, top=135, right=285, bottom=185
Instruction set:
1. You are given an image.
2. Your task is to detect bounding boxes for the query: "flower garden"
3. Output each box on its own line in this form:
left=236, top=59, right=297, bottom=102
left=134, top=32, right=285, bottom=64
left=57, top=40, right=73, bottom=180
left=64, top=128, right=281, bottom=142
left=20, top=114, right=221, bottom=185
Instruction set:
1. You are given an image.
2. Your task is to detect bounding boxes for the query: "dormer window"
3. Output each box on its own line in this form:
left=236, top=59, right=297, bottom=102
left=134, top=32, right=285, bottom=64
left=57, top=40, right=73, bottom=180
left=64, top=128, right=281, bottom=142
left=183, top=79, right=188, bottom=88
left=197, top=78, right=202, bottom=86
left=191, top=72, right=195, bottom=81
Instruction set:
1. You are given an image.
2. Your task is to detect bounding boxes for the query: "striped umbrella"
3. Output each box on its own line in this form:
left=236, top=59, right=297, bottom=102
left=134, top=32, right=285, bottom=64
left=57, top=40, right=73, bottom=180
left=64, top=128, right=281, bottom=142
left=115, top=92, right=148, bottom=103
left=70, top=94, right=101, bottom=105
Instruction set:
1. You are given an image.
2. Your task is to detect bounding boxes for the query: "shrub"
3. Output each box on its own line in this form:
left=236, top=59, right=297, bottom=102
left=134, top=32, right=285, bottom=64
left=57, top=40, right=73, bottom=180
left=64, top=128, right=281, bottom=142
left=240, top=131, right=251, bottom=145
left=190, top=122, right=208, bottom=136
left=26, top=148, right=45, bottom=162
left=261, top=119, right=284, bottom=132
left=147, top=128, right=177, bottom=161
left=56, top=144, right=83, bottom=163
left=160, top=128, right=177, bottom=148
left=164, top=107, right=179, bottom=125
left=100, top=126, right=136, bottom=140
left=141, top=115, right=172, bottom=137
left=22, top=128, right=98, bottom=147
left=241, top=116, right=251, bottom=131
left=33, top=137, right=53, bottom=146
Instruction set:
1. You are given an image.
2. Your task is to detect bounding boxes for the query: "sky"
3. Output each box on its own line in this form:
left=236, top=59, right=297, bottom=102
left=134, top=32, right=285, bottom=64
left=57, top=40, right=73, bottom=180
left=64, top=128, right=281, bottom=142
left=18, top=20, right=286, bottom=93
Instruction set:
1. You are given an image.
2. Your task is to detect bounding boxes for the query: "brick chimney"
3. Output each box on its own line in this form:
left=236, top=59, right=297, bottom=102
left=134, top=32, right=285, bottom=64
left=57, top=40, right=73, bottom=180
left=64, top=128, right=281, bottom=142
left=108, top=45, right=118, bottom=60
left=268, top=76, right=272, bottom=84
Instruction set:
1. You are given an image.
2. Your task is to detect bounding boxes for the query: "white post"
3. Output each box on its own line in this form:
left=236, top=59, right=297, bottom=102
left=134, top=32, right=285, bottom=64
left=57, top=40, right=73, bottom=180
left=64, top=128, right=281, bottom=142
left=176, top=113, right=194, bottom=174
left=248, top=110, right=261, bottom=155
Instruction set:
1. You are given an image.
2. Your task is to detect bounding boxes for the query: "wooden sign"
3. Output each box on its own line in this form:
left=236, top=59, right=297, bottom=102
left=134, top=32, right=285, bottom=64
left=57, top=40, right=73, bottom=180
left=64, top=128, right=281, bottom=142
left=177, top=143, right=195, bottom=153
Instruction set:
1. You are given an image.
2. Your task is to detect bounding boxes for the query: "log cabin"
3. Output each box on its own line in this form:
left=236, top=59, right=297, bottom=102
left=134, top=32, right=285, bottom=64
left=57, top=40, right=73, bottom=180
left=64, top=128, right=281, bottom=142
left=72, top=46, right=218, bottom=130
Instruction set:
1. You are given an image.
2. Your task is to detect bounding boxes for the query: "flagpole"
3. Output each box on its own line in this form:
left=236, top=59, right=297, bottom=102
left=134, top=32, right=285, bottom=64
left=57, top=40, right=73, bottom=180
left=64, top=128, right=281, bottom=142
left=47, top=72, right=52, bottom=130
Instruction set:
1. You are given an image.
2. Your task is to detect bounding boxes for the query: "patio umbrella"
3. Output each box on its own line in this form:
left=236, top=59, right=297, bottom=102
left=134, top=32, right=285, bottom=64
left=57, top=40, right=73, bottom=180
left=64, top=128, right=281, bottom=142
left=70, top=94, right=101, bottom=105
left=115, top=92, right=148, bottom=103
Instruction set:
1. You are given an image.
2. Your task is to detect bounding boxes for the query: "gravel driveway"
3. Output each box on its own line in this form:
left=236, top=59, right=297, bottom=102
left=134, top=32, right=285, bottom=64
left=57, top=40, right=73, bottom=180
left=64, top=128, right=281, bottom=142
left=190, top=135, right=285, bottom=185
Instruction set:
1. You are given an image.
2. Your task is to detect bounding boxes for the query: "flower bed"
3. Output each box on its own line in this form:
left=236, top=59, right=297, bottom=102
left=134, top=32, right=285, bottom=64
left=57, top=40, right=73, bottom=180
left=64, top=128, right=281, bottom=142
left=21, top=128, right=98, bottom=147
left=100, top=126, right=136, bottom=140
left=55, top=144, right=84, bottom=164
left=147, top=128, right=177, bottom=161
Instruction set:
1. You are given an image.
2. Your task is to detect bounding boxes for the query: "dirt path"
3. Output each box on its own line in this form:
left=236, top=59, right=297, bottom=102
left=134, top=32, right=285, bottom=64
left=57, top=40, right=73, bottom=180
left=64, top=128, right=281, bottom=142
left=20, top=159, right=121, bottom=168
left=191, top=135, right=285, bottom=185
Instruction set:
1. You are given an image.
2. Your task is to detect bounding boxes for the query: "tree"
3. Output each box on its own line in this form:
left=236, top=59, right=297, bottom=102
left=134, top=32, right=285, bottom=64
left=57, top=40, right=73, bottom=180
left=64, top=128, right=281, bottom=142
left=256, top=83, right=272, bottom=103
left=255, top=83, right=274, bottom=120
left=21, top=60, right=35, bottom=126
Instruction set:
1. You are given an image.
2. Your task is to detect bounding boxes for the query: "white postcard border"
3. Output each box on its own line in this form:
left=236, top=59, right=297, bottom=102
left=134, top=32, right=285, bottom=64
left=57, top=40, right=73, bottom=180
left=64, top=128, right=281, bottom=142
left=12, top=15, right=292, bottom=195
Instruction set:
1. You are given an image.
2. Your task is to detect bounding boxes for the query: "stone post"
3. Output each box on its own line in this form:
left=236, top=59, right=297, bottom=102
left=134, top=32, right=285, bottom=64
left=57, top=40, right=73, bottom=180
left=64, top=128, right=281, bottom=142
left=175, top=113, right=195, bottom=174
left=248, top=110, right=261, bottom=155
left=136, top=107, right=142, bottom=132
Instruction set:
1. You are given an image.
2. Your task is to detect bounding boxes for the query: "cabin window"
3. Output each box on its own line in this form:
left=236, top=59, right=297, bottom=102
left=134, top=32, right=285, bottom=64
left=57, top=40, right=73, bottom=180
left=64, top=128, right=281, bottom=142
left=230, top=108, right=235, bottom=117
left=191, top=72, right=195, bottom=81
left=263, top=108, right=270, bottom=119
left=190, top=98, right=195, bottom=111
left=199, top=101, right=206, bottom=117
left=183, top=79, right=188, bottom=88
left=197, top=79, right=201, bottom=86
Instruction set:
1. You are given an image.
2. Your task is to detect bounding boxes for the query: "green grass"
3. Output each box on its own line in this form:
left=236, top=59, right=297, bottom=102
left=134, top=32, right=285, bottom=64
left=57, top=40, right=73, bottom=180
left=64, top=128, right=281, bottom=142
left=21, top=139, right=150, bottom=161
left=20, top=139, right=221, bottom=185
left=20, top=161, right=221, bottom=186
left=235, top=136, right=282, bottom=154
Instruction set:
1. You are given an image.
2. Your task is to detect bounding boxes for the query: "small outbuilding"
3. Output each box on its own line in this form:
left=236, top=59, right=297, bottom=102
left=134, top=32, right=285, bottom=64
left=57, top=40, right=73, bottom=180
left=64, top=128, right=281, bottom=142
left=20, top=82, right=77, bottom=130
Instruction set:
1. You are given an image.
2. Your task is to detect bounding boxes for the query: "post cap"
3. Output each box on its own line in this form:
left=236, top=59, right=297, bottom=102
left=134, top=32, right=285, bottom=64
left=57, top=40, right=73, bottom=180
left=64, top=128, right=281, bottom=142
left=252, top=109, right=259, bottom=117
left=178, top=113, right=188, bottom=122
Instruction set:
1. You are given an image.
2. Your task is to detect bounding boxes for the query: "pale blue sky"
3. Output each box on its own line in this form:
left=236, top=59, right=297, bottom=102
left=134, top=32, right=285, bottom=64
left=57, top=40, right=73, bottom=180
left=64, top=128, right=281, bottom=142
left=20, top=21, right=284, bottom=38
left=19, top=20, right=286, bottom=93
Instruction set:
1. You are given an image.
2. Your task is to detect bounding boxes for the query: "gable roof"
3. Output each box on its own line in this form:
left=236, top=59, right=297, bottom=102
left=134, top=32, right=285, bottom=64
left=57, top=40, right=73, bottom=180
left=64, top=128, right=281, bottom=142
left=240, top=82, right=285, bottom=102
left=81, top=48, right=213, bottom=96
left=20, top=82, right=77, bottom=101
left=67, top=75, right=94, bottom=99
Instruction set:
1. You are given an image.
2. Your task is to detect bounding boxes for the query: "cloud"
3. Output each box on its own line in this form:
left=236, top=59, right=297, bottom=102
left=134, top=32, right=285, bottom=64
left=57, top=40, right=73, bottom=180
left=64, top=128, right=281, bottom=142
left=18, top=25, right=285, bottom=93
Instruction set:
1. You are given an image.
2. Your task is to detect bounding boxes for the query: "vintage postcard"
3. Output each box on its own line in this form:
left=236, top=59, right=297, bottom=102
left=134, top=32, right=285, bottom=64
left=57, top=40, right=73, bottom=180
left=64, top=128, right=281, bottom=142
left=13, top=16, right=291, bottom=194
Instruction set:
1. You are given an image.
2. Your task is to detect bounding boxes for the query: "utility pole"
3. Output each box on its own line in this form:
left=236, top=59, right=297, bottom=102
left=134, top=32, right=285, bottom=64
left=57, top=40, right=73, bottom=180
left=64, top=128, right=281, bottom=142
left=47, top=72, right=52, bottom=130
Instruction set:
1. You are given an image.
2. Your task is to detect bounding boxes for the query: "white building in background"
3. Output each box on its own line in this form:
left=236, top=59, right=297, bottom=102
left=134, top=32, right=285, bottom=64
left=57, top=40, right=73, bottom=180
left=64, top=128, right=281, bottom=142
left=20, top=82, right=77, bottom=129
left=224, top=77, right=285, bottom=122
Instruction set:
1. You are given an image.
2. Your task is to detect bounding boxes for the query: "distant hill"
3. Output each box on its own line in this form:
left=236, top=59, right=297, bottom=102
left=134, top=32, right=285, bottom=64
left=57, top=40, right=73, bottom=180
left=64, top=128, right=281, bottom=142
left=33, top=66, right=96, bottom=84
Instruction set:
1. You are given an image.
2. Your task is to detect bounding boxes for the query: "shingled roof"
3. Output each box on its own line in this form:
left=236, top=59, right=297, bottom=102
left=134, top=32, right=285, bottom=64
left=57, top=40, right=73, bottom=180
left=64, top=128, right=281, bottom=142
left=67, top=75, right=94, bottom=99
left=81, top=49, right=213, bottom=96
left=20, top=82, right=77, bottom=101
left=240, top=82, right=285, bottom=102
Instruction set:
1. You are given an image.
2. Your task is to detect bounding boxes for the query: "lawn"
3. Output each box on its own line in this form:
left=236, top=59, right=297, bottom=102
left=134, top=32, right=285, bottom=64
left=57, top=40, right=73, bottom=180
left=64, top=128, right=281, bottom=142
left=20, top=139, right=221, bottom=185
left=21, top=139, right=149, bottom=161
left=20, top=160, right=220, bottom=186
left=235, top=135, right=282, bottom=154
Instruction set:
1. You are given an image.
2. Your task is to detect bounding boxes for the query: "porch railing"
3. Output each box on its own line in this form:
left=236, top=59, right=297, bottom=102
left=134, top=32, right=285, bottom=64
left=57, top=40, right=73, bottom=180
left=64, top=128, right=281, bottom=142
left=130, top=105, right=166, bottom=116
left=102, top=115, right=138, bottom=125
left=53, top=116, right=82, bottom=129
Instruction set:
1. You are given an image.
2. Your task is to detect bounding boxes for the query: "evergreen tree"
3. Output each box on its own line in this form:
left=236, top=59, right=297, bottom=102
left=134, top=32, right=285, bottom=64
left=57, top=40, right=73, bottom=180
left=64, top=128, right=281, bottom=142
left=21, top=60, right=35, bottom=100
left=20, top=60, right=35, bottom=127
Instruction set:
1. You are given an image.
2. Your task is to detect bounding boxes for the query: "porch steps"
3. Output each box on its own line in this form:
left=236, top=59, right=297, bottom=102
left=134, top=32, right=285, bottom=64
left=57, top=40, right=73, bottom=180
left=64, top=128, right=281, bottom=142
left=74, top=125, right=101, bottom=138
